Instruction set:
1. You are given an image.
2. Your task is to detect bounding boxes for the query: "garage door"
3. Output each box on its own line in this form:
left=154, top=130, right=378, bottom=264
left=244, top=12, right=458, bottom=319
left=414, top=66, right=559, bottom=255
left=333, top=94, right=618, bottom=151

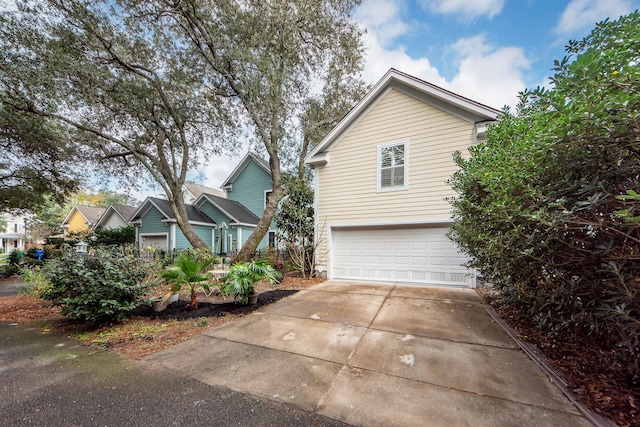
left=140, top=234, right=168, bottom=250
left=332, top=227, right=473, bottom=286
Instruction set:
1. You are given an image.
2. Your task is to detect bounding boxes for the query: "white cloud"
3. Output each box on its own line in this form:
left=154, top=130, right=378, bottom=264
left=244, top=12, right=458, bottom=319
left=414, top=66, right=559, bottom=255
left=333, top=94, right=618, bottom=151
left=201, top=155, right=237, bottom=190
left=360, top=30, right=448, bottom=86
left=448, top=35, right=529, bottom=109
left=354, top=0, right=410, bottom=47
left=555, top=0, right=637, bottom=35
left=420, top=0, right=505, bottom=21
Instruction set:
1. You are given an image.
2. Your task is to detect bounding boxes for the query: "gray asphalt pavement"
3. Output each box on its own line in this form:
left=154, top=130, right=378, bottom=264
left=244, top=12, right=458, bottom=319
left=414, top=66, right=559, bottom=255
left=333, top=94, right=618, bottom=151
left=0, top=321, right=347, bottom=427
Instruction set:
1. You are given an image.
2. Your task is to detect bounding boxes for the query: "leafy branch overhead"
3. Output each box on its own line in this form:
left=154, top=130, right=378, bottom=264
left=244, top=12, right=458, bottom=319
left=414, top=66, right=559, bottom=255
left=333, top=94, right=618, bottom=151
left=0, top=1, right=366, bottom=253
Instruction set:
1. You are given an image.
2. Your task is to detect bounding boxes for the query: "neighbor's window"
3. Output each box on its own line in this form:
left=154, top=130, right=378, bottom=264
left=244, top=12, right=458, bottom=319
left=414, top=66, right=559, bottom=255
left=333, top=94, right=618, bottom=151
left=379, top=142, right=407, bottom=190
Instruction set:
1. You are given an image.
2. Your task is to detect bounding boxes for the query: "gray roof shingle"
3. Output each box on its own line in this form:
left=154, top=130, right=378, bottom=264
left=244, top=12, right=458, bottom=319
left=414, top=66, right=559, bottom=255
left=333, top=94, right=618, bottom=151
left=132, top=197, right=215, bottom=225
left=199, top=193, right=260, bottom=225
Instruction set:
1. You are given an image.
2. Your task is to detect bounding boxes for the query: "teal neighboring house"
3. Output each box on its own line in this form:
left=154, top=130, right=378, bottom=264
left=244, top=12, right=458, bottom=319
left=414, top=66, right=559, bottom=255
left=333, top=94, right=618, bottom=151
left=129, top=197, right=216, bottom=251
left=194, top=152, right=276, bottom=253
left=130, top=152, right=276, bottom=254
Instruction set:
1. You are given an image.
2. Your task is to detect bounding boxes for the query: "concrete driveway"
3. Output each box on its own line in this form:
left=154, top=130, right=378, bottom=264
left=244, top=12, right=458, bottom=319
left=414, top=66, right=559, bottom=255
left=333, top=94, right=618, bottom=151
left=145, top=280, right=590, bottom=426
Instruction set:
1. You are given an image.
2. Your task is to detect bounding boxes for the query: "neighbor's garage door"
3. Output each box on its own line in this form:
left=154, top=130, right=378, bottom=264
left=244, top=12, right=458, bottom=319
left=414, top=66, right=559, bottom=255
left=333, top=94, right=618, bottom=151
left=332, top=227, right=473, bottom=286
left=140, top=234, right=168, bottom=250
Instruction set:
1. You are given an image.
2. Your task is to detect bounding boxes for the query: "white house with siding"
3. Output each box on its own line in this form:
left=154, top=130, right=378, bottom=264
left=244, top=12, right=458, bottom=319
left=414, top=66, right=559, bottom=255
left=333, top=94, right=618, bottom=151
left=0, top=213, right=26, bottom=253
left=94, top=204, right=137, bottom=230
left=305, top=69, right=499, bottom=287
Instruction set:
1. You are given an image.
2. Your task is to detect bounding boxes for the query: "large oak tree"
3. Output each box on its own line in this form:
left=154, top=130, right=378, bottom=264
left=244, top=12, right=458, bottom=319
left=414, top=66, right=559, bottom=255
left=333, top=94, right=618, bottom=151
left=1, top=0, right=365, bottom=254
left=1, top=1, right=241, bottom=249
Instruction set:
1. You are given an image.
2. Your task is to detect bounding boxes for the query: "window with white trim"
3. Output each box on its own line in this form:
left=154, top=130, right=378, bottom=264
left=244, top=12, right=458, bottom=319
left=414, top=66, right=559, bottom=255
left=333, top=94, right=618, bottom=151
left=378, top=142, right=407, bottom=190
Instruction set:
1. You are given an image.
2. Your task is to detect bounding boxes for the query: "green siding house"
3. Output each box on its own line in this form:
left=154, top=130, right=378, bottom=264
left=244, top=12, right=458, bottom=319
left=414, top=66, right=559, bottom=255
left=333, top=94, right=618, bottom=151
left=129, top=197, right=215, bottom=251
left=130, top=152, right=277, bottom=254
left=220, top=152, right=276, bottom=248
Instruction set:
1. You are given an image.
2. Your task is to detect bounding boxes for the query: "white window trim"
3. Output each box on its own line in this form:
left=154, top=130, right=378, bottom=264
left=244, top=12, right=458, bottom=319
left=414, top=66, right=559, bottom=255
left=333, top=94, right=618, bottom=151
left=377, top=141, right=409, bottom=192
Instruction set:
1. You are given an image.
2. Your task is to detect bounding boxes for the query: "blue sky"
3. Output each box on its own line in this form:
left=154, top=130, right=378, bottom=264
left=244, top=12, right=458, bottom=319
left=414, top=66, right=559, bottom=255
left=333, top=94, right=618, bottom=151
left=353, top=0, right=640, bottom=110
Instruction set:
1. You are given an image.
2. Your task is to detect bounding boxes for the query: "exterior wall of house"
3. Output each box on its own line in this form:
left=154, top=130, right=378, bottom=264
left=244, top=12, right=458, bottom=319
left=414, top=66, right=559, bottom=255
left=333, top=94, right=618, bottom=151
left=197, top=201, right=237, bottom=253
left=137, top=206, right=171, bottom=247
left=101, top=212, right=129, bottom=230
left=173, top=224, right=214, bottom=249
left=315, top=88, right=476, bottom=265
left=67, top=211, right=89, bottom=233
left=0, top=214, right=26, bottom=253
left=227, top=159, right=272, bottom=218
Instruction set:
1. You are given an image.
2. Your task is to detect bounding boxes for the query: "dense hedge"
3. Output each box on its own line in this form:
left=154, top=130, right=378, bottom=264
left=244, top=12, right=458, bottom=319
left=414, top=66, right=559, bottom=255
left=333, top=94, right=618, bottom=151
left=449, top=13, right=639, bottom=381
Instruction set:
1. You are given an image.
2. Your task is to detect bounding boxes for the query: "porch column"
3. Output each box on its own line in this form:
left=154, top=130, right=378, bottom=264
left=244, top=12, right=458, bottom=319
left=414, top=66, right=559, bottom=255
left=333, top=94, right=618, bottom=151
left=170, top=224, right=176, bottom=250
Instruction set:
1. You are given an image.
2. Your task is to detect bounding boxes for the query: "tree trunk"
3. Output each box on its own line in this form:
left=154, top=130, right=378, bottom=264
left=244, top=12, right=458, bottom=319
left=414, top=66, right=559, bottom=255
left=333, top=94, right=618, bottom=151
left=168, top=191, right=208, bottom=250
left=190, top=290, right=198, bottom=310
left=235, top=183, right=283, bottom=261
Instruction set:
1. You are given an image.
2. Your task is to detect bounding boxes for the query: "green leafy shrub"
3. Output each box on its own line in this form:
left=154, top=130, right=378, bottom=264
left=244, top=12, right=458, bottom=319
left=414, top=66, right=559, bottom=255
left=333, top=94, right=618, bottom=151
left=275, top=177, right=315, bottom=277
left=90, top=226, right=136, bottom=246
left=8, top=250, right=24, bottom=265
left=220, top=259, right=282, bottom=304
left=40, top=248, right=152, bottom=324
left=449, top=12, right=639, bottom=380
left=19, top=266, right=51, bottom=298
left=45, top=237, right=64, bottom=247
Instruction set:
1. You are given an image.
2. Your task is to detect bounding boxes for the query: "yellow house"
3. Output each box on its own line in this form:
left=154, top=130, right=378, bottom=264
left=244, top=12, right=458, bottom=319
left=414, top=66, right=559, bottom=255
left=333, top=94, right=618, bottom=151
left=305, top=69, right=499, bottom=287
left=60, top=205, right=106, bottom=239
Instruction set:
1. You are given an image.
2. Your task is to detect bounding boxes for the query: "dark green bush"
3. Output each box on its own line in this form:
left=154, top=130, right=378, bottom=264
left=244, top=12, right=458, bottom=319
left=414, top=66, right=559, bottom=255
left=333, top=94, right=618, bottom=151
left=8, top=250, right=24, bottom=265
left=90, top=226, right=136, bottom=247
left=40, top=248, right=152, bottom=324
left=449, top=13, right=639, bottom=381
left=22, top=258, right=43, bottom=267
left=45, top=237, right=64, bottom=247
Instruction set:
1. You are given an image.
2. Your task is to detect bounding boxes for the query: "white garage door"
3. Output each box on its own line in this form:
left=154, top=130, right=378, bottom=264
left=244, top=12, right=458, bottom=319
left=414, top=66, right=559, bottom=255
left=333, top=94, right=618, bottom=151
left=332, top=227, right=474, bottom=287
left=140, top=234, right=168, bottom=250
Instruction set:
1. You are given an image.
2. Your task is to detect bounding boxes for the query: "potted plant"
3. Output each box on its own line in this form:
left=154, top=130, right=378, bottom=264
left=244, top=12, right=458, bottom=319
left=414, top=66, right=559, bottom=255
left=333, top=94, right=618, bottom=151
left=161, top=253, right=214, bottom=310
left=220, top=259, right=282, bottom=304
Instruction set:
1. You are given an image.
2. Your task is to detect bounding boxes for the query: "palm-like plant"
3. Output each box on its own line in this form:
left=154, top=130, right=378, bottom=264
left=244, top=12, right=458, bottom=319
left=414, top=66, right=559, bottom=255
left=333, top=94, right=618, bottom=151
left=161, top=254, right=214, bottom=310
left=220, top=259, right=282, bottom=304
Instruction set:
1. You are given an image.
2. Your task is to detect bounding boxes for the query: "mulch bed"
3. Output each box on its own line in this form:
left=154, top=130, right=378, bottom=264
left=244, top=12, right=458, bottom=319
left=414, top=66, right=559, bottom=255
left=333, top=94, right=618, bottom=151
left=479, top=288, right=639, bottom=427
left=129, top=289, right=298, bottom=320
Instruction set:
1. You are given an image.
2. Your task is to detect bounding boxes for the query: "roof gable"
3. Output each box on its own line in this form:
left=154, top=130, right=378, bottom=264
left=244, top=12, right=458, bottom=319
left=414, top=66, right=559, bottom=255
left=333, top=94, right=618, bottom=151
left=195, top=193, right=260, bottom=226
left=305, top=68, right=500, bottom=166
left=61, top=205, right=106, bottom=227
left=94, top=204, right=137, bottom=228
left=129, top=197, right=215, bottom=225
left=221, top=152, right=271, bottom=189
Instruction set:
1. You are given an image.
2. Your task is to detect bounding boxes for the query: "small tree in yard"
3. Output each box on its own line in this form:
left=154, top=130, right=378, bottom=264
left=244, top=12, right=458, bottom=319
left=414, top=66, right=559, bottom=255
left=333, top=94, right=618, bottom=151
left=275, top=178, right=315, bottom=277
left=40, top=248, right=152, bottom=325
left=220, top=259, right=282, bottom=305
left=161, top=253, right=214, bottom=311
left=449, top=12, right=640, bottom=380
